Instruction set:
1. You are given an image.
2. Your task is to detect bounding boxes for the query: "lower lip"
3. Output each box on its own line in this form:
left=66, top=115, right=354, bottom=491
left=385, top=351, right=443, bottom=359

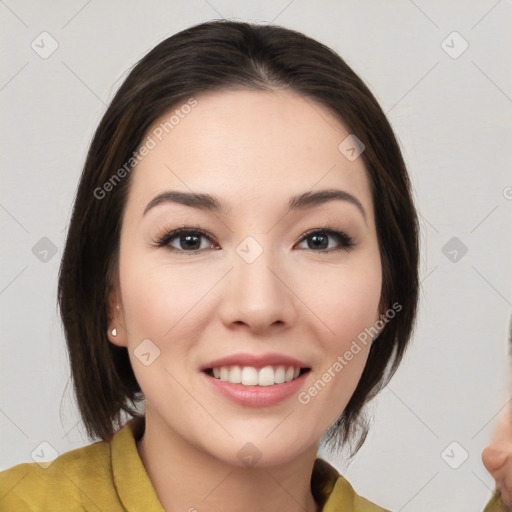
left=202, top=371, right=308, bottom=407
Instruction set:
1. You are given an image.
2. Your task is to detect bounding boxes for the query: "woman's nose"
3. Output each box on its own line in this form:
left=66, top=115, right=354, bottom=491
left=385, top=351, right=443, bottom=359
left=482, top=443, right=508, bottom=476
left=217, top=243, right=298, bottom=333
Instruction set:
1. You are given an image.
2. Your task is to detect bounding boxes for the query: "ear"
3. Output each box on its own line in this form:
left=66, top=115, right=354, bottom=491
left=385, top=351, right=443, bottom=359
left=106, top=276, right=127, bottom=348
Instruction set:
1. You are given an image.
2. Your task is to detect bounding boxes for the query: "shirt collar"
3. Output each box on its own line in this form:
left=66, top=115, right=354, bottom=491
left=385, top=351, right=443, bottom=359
left=311, top=457, right=341, bottom=508
left=111, top=416, right=164, bottom=511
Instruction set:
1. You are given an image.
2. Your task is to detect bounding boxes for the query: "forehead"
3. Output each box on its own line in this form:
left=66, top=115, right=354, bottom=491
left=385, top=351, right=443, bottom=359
left=126, top=89, right=374, bottom=219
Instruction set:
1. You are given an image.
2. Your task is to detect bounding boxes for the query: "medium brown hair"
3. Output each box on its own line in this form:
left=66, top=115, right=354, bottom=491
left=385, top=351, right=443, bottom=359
left=58, top=19, right=419, bottom=452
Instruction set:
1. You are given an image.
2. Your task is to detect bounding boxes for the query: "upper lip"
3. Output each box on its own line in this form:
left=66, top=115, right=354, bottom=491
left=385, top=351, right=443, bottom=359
left=201, top=352, right=310, bottom=371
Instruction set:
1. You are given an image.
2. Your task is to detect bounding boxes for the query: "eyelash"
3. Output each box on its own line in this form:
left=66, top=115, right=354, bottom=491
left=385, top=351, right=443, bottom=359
left=152, top=225, right=355, bottom=255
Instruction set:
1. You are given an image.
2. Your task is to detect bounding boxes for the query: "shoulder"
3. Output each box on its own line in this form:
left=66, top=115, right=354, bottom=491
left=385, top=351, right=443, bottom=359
left=314, top=458, right=391, bottom=512
left=0, top=438, right=120, bottom=511
left=483, top=489, right=506, bottom=512
left=329, top=475, right=391, bottom=512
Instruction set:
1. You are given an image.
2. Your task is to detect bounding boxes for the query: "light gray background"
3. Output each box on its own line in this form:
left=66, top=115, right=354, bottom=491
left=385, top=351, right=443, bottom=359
left=1, top=1, right=511, bottom=510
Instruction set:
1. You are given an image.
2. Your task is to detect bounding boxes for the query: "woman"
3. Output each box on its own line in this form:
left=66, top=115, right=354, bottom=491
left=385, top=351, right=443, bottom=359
left=481, top=316, right=512, bottom=512
left=0, top=20, right=419, bottom=511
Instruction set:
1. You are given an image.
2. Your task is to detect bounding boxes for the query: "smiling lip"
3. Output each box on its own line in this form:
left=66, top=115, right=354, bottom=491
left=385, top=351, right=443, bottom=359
left=202, top=370, right=309, bottom=407
left=200, top=352, right=311, bottom=407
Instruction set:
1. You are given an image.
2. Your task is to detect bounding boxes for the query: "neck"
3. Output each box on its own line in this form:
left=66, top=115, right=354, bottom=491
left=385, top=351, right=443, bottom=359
left=136, top=410, right=320, bottom=512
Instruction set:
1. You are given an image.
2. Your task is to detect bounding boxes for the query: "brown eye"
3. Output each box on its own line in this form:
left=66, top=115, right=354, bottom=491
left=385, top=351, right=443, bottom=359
left=155, top=228, right=218, bottom=254
left=296, top=228, right=354, bottom=252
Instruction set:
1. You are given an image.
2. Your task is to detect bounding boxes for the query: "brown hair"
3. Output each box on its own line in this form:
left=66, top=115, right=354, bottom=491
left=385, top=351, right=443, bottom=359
left=58, top=19, right=419, bottom=453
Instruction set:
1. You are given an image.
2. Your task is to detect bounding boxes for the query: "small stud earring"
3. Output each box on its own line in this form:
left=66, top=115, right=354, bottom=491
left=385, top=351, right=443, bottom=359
left=111, top=328, right=117, bottom=337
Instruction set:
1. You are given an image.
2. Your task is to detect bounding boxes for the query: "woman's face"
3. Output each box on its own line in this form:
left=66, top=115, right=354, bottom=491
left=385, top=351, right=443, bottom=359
left=109, top=89, right=383, bottom=466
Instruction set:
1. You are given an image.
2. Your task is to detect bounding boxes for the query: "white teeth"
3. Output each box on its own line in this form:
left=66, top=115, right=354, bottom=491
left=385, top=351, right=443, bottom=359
left=228, top=365, right=242, bottom=384
left=210, top=365, right=304, bottom=386
left=241, top=367, right=258, bottom=385
left=258, top=366, right=274, bottom=386
left=274, top=366, right=285, bottom=384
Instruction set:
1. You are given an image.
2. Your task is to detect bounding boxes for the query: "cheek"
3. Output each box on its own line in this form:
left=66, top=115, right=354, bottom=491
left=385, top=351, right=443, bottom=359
left=294, top=255, right=381, bottom=414
left=120, top=254, right=218, bottom=339
left=332, top=272, right=381, bottom=336
left=118, top=255, right=209, bottom=396
left=295, top=254, right=382, bottom=342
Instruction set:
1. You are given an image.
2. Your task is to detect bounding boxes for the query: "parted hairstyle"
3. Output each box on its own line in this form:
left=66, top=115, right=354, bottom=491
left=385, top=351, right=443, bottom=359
left=58, top=19, right=419, bottom=454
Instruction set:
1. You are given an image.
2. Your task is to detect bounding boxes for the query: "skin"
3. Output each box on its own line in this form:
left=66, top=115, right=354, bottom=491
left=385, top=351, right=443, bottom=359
left=107, top=89, right=383, bottom=512
left=482, top=399, right=512, bottom=511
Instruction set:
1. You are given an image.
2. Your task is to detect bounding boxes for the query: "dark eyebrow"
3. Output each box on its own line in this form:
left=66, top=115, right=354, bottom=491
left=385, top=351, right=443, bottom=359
left=143, top=191, right=229, bottom=216
left=288, top=189, right=367, bottom=221
left=143, top=188, right=367, bottom=221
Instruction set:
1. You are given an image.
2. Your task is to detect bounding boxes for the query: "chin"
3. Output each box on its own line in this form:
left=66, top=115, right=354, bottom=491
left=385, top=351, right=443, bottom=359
left=204, top=430, right=316, bottom=469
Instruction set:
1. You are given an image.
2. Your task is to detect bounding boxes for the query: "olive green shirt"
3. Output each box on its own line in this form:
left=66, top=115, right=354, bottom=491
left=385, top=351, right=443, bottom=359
left=483, top=489, right=506, bottom=512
